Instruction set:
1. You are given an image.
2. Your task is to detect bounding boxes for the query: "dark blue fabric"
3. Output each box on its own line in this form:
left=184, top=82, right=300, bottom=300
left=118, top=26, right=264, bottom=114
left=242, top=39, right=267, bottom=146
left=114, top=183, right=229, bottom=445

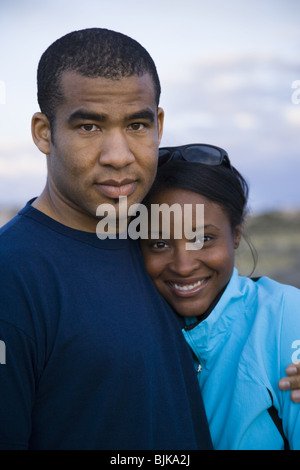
left=0, top=201, right=212, bottom=450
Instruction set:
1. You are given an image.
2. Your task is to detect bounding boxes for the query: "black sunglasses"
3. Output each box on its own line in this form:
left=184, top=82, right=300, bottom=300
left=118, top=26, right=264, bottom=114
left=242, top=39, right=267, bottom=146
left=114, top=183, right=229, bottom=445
left=158, top=143, right=232, bottom=169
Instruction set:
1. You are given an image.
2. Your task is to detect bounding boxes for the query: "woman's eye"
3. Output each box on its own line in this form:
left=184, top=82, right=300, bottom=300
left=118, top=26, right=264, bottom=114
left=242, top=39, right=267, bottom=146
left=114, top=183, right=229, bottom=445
left=152, top=241, right=168, bottom=249
left=192, top=234, right=213, bottom=245
left=201, top=235, right=214, bottom=244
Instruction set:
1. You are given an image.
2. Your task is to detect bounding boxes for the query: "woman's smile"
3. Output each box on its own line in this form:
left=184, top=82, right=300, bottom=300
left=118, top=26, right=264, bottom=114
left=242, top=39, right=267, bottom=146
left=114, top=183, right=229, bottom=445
left=166, top=277, right=210, bottom=297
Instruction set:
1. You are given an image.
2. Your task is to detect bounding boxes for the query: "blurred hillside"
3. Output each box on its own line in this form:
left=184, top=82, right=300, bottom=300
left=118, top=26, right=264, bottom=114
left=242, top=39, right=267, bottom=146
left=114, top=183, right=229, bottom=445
left=0, top=207, right=299, bottom=289
left=235, top=210, right=300, bottom=288
left=0, top=208, right=18, bottom=227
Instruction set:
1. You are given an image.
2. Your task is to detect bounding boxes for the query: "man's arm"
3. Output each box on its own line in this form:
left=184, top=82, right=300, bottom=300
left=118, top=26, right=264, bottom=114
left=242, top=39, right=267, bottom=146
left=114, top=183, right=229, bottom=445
left=279, top=362, right=300, bottom=403
left=0, top=320, right=36, bottom=449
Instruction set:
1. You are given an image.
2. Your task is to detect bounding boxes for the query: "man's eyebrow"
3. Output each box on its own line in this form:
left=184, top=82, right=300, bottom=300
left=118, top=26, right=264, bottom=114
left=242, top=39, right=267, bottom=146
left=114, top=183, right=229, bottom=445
left=67, top=110, right=107, bottom=124
left=125, top=109, right=155, bottom=122
left=67, top=109, right=156, bottom=125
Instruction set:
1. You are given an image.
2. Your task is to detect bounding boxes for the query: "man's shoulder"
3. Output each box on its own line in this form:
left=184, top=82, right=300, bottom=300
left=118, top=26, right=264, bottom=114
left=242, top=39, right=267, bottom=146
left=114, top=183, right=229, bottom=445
left=0, top=205, right=52, bottom=266
left=0, top=210, right=36, bottom=244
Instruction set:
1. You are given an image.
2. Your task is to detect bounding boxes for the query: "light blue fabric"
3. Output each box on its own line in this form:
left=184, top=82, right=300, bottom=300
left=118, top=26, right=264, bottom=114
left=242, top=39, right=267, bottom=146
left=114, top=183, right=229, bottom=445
left=182, top=268, right=300, bottom=450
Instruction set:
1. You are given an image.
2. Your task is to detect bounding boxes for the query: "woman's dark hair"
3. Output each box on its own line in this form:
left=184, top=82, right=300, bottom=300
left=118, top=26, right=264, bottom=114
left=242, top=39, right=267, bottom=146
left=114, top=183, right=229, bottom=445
left=145, top=160, right=249, bottom=230
left=37, top=28, right=161, bottom=127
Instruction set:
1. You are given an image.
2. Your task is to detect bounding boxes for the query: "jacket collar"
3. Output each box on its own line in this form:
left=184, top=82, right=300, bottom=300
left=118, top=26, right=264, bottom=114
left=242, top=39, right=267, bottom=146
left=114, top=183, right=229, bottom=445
left=182, top=268, right=244, bottom=366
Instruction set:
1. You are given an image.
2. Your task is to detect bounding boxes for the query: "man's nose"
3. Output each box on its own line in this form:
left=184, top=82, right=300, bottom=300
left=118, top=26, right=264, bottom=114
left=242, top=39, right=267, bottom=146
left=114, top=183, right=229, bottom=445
left=99, top=133, right=135, bottom=168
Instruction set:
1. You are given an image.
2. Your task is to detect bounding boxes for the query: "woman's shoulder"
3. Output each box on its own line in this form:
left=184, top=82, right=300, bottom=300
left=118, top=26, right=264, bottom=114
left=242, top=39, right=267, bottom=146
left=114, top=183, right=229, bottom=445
left=235, top=269, right=299, bottom=297
left=252, top=275, right=300, bottom=301
left=233, top=270, right=300, bottom=319
left=238, top=274, right=300, bottom=337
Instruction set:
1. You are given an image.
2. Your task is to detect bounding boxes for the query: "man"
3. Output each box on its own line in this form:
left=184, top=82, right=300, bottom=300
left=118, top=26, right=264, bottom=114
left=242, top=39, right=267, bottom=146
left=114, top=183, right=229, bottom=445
left=0, top=28, right=212, bottom=450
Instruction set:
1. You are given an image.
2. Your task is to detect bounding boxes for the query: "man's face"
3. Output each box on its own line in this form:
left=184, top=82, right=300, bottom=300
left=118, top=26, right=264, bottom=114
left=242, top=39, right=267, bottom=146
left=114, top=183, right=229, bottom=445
left=36, top=71, right=164, bottom=231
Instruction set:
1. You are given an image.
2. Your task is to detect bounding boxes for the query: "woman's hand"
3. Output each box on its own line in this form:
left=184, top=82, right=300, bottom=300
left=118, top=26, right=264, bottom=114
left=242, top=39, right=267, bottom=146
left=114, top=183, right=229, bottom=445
left=279, top=362, right=300, bottom=403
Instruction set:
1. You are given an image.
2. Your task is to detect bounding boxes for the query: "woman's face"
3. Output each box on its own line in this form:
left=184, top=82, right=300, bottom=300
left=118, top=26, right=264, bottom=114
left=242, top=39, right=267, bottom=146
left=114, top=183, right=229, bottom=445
left=140, top=187, right=241, bottom=317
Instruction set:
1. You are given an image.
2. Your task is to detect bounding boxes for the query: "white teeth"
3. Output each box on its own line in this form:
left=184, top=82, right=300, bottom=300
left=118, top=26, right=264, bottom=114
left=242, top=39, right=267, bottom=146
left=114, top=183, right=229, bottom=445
left=170, top=279, right=205, bottom=291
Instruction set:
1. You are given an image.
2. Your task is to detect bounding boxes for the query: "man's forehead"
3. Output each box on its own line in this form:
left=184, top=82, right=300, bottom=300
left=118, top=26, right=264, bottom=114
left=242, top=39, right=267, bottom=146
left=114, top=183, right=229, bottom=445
left=59, top=70, right=156, bottom=95
left=55, top=72, right=157, bottom=122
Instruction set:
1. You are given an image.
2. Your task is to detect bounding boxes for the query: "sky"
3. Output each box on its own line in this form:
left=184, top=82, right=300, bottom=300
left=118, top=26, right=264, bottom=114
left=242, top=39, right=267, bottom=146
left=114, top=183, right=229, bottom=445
left=0, top=0, right=300, bottom=214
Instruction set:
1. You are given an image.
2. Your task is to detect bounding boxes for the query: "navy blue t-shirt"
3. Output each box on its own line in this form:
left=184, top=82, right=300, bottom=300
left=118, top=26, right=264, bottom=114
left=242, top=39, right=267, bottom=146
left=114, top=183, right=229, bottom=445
left=0, top=202, right=212, bottom=450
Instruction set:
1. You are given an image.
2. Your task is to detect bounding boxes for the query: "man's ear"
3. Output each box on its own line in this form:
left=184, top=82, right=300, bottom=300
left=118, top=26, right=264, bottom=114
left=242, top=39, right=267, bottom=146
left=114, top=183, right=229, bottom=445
left=233, top=224, right=242, bottom=249
left=157, top=107, right=164, bottom=144
left=31, top=112, right=51, bottom=155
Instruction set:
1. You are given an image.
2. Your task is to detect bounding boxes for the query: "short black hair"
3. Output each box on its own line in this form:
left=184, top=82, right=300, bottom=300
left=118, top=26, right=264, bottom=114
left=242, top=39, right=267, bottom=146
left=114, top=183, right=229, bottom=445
left=37, top=28, right=161, bottom=125
left=144, top=160, right=249, bottom=231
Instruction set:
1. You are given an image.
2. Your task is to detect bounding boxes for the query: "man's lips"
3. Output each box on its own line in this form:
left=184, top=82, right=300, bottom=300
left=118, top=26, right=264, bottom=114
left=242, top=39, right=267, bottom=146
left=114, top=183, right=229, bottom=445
left=166, top=277, right=210, bottom=297
left=95, top=179, right=138, bottom=199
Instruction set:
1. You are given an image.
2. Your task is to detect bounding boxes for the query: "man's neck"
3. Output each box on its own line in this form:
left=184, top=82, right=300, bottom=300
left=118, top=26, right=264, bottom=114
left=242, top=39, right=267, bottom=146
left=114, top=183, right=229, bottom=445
left=32, top=190, right=98, bottom=233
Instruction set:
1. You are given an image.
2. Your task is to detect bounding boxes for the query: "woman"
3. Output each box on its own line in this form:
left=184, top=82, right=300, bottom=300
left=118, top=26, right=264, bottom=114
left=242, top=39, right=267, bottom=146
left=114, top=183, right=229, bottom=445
left=140, top=144, right=300, bottom=450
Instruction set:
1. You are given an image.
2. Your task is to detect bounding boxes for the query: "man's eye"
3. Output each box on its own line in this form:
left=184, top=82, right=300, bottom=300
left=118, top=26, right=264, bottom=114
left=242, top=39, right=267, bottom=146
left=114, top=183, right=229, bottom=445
left=80, top=124, right=99, bottom=132
left=128, top=123, right=145, bottom=131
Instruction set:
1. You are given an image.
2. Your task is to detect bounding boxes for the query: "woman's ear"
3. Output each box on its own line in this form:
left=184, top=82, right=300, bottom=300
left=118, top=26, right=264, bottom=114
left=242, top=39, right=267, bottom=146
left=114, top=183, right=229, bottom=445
left=233, top=224, right=242, bottom=249
left=31, top=112, right=51, bottom=155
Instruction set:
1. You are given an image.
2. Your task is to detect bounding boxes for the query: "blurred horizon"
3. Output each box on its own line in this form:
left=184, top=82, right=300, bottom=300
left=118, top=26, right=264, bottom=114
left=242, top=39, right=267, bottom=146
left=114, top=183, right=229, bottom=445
left=1, top=0, right=300, bottom=214
left=1, top=206, right=299, bottom=289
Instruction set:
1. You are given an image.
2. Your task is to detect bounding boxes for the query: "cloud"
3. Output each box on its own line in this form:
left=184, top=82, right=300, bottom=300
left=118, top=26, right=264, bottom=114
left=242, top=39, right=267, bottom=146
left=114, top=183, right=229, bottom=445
left=0, top=139, right=46, bottom=206
left=284, top=106, right=300, bottom=126
left=233, top=113, right=259, bottom=130
left=159, top=53, right=300, bottom=213
left=0, top=139, right=46, bottom=178
left=162, top=53, right=300, bottom=133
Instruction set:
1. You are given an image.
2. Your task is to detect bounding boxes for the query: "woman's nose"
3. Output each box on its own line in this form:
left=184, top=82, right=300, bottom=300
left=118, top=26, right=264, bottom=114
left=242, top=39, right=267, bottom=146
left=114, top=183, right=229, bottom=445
left=169, top=248, right=202, bottom=277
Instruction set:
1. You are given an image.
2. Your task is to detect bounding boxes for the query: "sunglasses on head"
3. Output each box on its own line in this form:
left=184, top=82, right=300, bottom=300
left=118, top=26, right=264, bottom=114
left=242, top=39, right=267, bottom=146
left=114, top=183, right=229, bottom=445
left=158, top=143, right=232, bottom=169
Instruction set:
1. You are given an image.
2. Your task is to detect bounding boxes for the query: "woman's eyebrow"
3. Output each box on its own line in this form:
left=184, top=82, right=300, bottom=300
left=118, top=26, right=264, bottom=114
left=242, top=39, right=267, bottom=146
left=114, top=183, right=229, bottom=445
left=201, top=224, right=221, bottom=231
left=147, top=230, right=170, bottom=239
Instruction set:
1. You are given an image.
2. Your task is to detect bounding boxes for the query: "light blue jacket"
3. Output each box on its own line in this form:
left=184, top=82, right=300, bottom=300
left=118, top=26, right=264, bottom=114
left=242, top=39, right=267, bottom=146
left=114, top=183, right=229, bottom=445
left=182, top=268, right=300, bottom=450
